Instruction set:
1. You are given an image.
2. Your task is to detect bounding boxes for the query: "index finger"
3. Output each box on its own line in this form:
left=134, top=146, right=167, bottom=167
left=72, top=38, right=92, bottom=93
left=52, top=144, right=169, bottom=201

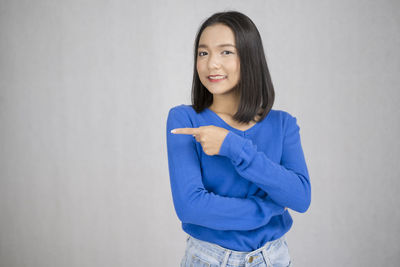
left=171, top=128, right=200, bottom=135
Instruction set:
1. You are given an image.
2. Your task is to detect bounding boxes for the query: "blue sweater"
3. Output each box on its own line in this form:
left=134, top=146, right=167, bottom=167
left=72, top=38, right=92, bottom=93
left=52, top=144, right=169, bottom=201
left=166, top=104, right=311, bottom=252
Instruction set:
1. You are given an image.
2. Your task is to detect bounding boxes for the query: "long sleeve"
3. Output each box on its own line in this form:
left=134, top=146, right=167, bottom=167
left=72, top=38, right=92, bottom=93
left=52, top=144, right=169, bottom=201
left=166, top=107, right=286, bottom=231
left=218, top=113, right=311, bottom=213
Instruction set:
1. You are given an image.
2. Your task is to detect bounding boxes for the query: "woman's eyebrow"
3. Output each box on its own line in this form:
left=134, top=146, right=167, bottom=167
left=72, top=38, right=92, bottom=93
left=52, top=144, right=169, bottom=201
left=198, top=43, right=236, bottom=49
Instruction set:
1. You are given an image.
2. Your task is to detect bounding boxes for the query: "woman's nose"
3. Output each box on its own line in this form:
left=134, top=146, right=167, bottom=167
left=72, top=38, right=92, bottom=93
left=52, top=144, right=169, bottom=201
left=207, top=54, right=221, bottom=69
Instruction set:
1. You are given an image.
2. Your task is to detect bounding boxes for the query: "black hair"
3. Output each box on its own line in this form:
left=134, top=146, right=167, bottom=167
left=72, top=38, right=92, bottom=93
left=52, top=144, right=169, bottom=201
left=191, top=10, right=275, bottom=124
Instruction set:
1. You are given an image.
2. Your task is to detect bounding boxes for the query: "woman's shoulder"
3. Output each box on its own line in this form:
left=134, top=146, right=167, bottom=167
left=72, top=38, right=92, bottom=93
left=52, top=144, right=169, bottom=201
left=169, top=104, right=191, bottom=112
left=168, top=104, right=203, bottom=117
left=270, top=109, right=301, bottom=132
left=260, top=108, right=296, bottom=122
left=270, top=109, right=295, bottom=119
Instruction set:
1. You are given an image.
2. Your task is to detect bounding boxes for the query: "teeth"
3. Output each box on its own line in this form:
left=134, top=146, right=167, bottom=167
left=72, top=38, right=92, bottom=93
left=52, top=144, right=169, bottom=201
left=209, top=75, right=226, bottom=79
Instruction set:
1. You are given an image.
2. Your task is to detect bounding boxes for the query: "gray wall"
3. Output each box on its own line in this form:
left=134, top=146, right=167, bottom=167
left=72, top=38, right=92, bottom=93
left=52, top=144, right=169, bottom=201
left=1, top=0, right=399, bottom=266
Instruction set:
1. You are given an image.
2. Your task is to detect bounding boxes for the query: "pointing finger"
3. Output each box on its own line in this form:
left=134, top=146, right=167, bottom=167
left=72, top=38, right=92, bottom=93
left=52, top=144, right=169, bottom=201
left=171, top=128, right=200, bottom=135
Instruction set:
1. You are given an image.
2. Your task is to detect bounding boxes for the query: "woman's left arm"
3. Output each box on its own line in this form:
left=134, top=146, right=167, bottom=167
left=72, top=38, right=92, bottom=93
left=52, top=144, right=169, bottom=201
left=218, top=114, right=311, bottom=213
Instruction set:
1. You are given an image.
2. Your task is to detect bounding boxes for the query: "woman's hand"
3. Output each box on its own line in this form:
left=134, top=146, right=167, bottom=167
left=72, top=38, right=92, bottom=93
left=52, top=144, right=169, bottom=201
left=171, top=125, right=229, bottom=156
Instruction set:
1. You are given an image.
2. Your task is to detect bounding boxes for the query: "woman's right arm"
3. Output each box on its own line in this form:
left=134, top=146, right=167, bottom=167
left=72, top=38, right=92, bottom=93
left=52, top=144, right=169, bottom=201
left=166, top=107, right=285, bottom=231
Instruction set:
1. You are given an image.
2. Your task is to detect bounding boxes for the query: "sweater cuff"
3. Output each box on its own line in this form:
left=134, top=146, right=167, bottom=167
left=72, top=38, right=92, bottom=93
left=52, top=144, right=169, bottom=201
left=218, top=131, right=247, bottom=162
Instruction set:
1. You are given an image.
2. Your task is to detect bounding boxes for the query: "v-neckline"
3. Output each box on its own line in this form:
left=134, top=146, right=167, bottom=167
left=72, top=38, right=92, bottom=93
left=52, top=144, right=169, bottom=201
left=205, top=107, right=262, bottom=134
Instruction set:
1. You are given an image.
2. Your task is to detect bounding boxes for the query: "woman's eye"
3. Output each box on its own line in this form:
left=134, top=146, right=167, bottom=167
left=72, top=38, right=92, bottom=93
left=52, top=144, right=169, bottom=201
left=198, top=51, right=233, bottom=57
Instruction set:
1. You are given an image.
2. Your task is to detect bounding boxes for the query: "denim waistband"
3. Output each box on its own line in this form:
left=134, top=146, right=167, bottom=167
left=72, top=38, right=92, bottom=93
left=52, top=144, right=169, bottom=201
left=186, top=234, right=286, bottom=266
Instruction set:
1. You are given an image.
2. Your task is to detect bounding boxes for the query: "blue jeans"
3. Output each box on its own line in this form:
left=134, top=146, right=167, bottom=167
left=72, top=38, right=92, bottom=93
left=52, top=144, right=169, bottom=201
left=180, top=234, right=292, bottom=267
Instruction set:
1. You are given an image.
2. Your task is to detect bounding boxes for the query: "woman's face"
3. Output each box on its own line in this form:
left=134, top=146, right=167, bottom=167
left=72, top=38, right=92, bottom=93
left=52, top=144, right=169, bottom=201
left=196, top=23, right=240, bottom=96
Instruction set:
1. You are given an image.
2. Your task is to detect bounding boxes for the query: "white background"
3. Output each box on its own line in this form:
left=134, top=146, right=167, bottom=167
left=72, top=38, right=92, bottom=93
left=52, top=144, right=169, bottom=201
left=1, top=0, right=399, bottom=266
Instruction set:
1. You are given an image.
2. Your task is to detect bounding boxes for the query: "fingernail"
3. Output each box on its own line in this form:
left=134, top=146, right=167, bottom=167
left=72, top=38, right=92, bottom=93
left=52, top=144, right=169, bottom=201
left=171, top=129, right=176, bottom=133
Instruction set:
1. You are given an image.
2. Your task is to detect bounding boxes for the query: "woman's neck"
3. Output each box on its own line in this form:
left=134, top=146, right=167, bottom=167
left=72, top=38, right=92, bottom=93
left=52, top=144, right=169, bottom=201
left=208, top=91, right=240, bottom=116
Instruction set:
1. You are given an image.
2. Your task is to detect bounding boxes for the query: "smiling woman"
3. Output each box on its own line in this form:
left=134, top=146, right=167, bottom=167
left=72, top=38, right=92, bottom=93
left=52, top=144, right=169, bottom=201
left=190, top=11, right=276, bottom=126
left=166, top=10, right=310, bottom=267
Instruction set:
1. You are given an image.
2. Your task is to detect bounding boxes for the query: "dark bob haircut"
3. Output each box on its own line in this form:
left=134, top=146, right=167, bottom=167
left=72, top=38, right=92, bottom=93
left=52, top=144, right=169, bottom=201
left=191, top=11, right=275, bottom=124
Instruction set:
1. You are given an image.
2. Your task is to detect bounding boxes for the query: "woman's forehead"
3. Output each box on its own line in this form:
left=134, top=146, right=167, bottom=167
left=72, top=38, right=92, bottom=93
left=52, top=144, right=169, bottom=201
left=199, top=24, right=235, bottom=47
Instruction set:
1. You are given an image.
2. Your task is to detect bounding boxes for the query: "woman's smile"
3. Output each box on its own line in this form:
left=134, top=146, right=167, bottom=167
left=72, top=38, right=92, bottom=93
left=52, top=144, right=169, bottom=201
left=208, top=75, right=227, bottom=82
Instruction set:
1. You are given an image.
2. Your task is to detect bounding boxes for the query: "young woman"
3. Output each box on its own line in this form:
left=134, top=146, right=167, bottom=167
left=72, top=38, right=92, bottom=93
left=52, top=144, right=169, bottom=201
left=166, top=10, right=311, bottom=267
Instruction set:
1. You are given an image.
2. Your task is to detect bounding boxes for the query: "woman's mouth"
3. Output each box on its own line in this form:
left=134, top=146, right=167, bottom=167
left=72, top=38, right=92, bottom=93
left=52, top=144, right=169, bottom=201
left=208, top=75, right=227, bottom=82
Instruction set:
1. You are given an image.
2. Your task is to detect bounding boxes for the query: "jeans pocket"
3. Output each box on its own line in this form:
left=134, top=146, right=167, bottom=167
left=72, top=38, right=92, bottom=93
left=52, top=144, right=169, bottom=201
left=267, top=238, right=291, bottom=267
left=189, top=254, right=211, bottom=267
left=183, top=246, right=220, bottom=267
